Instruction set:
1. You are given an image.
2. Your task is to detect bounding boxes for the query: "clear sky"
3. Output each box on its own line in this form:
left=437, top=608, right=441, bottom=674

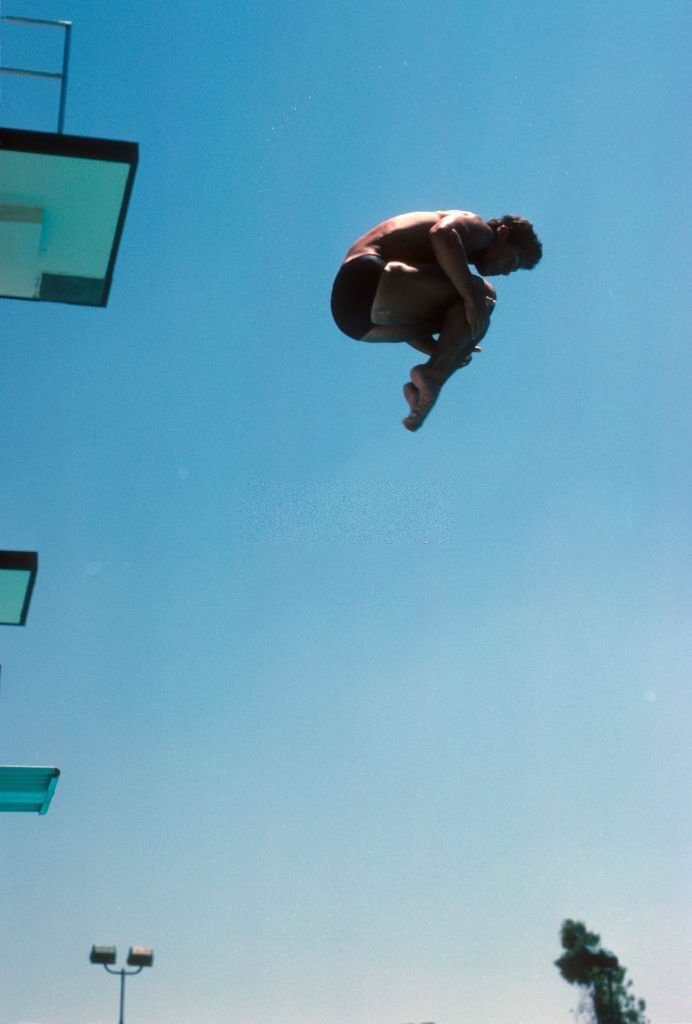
left=1, top=2, right=691, bottom=1023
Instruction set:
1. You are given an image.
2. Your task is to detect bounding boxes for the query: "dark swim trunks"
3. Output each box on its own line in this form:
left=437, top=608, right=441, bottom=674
left=330, top=254, right=385, bottom=340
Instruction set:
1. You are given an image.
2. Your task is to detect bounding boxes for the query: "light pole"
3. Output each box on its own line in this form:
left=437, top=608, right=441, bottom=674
left=90, top=945, right=154, bottom=1024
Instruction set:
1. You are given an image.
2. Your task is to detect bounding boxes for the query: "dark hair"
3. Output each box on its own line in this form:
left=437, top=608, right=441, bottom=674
left=488, top=214, right=542, bottom=269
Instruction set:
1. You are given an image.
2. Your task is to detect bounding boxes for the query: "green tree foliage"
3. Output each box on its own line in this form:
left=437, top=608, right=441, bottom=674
left=554, top=920, right=649, bottom=1024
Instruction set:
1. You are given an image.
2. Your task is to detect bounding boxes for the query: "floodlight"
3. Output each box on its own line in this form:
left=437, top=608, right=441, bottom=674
left=0, top=550, right=37, bottom=625
left=91, top=943, right=154, bottom=1023
left=0, top=128, right=138, bottom=306
left=90, top=945, right=117, bottom=965
left=127, top=946, right=154, bottom=967
left=0, top=765, right=60, bottom=813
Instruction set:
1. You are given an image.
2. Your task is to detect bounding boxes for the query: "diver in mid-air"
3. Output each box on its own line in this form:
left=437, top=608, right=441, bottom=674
left=331, top=209, right=542, bottom=431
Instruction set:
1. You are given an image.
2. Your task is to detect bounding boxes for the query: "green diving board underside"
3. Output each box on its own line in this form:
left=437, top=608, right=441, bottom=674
left=0, top=550, right=38, bottom=625
left=0, top=765, right=60, bottom=814
left=0, top=127, right=138, bottom=306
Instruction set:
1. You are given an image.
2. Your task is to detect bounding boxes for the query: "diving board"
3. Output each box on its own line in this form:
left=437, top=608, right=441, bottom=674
left=0, top=765, right=60, bottom=814
left=0, top=550, right=38, bottom=625
left=0, top=127, right=138, bottom=306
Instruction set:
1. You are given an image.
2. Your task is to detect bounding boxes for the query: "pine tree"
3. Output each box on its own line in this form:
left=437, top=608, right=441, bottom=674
left=554, top=920, right=648, bottom=1024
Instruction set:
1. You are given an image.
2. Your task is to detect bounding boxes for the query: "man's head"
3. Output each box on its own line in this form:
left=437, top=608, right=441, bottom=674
left=474, top=215, right=542, bottom=275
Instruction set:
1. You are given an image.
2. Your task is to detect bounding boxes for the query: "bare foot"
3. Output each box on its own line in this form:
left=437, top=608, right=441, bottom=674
left=403, top=381, right=418, bottom=413
left=402, top=411, right=424, bottom=432
left=402, top=365, right=442, bottom=432
left=402, top=382, right=424, bottom=431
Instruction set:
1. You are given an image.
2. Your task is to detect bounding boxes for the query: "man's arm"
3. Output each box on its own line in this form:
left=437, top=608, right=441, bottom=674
left=429, top=212, right=493, bottom=340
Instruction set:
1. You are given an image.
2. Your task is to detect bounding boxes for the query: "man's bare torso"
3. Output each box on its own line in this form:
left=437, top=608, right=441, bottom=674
left=344, top=210, right=493, bottom=265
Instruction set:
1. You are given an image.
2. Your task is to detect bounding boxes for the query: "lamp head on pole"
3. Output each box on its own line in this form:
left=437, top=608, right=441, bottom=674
left=127, top=947, right=154, bottom=968
left=90, top=945, right=117, bottom=965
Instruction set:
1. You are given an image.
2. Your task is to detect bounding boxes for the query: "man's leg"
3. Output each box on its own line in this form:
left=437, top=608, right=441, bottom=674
left=370, top=261, right=458, bottom=326
left=359, top=261, right=458, bottom=353
left=402, top=300, right=478, bottom=432
left=354, top=260, right=483, bottom=431
left=361, top=323, right=438, bottom=353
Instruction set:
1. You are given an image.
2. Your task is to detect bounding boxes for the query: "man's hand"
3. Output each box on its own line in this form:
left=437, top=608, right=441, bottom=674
left=463, top=294, right=489, bottom=341
left=466, top=280, right=495, bottom=342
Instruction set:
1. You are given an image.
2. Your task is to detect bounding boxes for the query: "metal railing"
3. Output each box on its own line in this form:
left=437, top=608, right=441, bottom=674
left=0, top=15, right=72, bottom=132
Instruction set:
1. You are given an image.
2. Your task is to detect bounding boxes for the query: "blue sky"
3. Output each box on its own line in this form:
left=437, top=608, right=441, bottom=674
left=1, top=2, right=691, bottom=1023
